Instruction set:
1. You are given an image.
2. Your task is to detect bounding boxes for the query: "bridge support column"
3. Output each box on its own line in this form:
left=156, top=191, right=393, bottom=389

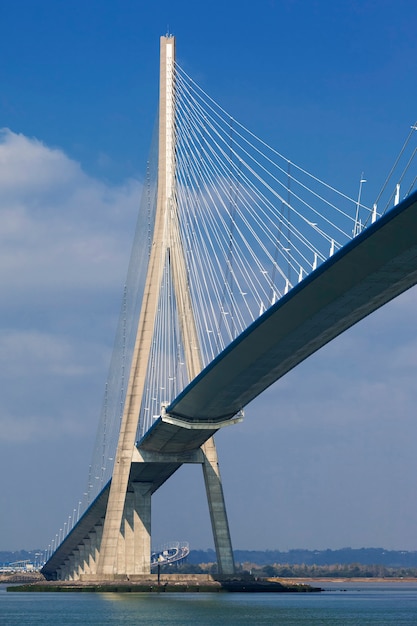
left=66, top=555, right=74, bottom=581
left=202, top=438, right=235, bottom=575
left=78, top=543, right=86, bottom=577
left=132, top=482, right=152, bottom=574
left=72, top=548, right=81, bottom=580
left=117, top=522, right=126, bottom=574
left=82, top=538, right=92, bottom=575
left=61, top=559, right=69, bottom=580
left=88, top=531, right=97, bottom=574
left=124, top=491, right=135, bottom=574
left=63, top=558, right=71, bottom=580
left=94, top=524, right=103, bottom=568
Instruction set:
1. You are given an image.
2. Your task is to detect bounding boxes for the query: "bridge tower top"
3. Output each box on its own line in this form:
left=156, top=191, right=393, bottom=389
left=159, top=36, right=176, bottom=205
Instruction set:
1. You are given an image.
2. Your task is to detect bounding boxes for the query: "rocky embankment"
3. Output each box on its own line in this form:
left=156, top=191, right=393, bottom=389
left=1, top=572, right=45, bottom=584
left=7, top=574, right=321, bottom=593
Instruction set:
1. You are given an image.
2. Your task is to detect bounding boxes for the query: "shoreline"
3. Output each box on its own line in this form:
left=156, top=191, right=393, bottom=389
left=274, top=577, right=417, bottom=583
left=5, top=574, right=417, bottom=593
left=6, top=574, right=321, bottom=594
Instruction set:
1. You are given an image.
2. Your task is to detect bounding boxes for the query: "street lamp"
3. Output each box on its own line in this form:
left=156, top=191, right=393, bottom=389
left=353, top=173, right=366, bottom=237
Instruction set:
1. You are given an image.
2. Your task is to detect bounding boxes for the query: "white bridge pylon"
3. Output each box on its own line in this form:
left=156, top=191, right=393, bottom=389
left=93, top=35, right=236, bottom=580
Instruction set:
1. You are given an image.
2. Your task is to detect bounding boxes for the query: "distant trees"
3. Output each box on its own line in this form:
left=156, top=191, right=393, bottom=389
left=236, top=562, right=417, bottom=578
left=159, top=559, right=417, bottom=578
left=188, top=548, right=417, bottom=569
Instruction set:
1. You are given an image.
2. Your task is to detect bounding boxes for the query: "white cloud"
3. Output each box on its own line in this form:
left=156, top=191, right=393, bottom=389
left=0, top=129, right=141, bottom=447
left=0, top=129, right=81, bottom=192
left=0, top=128, right=140, bottom=292
left=0, top=412, right=90, bottom=444
left=0, top=329, right=107, bottom=378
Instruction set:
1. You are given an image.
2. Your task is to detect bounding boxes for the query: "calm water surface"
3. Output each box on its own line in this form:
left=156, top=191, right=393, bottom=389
left=1, top=582, right=417, bottom=625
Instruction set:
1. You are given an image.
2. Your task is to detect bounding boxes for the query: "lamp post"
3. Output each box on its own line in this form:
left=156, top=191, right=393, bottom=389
left=353, top=173, right=366, bottom=237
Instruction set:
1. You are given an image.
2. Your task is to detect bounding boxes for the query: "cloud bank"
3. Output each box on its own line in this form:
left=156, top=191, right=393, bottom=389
left=0, top=129, right=139, bottom=448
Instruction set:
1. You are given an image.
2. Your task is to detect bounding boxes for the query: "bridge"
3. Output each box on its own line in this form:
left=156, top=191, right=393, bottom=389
left=41, top=36, right=417, bottom=581
left=151, top=542, right=190, bottom=569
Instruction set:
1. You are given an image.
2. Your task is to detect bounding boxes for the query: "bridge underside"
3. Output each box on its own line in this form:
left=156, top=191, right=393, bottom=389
left=43, top=191, right=417, bottom=581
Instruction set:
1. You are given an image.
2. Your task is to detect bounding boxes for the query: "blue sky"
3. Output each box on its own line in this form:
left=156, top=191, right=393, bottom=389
left=1, top=0, right=417, bottom=553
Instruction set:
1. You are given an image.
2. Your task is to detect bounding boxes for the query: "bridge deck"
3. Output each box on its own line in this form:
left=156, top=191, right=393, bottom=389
left=41, top=484, right=110, bottom=579
left=139, top=190, right=417, bottom=452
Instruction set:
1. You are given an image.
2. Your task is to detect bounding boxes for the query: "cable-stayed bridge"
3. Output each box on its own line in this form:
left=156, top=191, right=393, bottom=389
left=41, top=36, right=417, bottom=581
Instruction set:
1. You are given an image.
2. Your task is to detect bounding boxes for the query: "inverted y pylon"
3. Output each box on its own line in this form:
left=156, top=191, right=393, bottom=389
left=96, top=36, right=235, bottom=578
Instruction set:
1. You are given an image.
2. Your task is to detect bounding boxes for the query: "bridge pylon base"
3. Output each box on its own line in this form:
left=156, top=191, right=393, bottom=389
left=94, top=441, right=235, bottom=579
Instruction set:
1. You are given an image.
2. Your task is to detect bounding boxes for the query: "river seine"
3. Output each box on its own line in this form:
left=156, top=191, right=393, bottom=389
left=2, top=582, right=417, bottom=624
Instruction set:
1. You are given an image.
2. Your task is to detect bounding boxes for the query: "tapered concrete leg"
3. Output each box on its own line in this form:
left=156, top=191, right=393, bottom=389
left=88, top=531, right=97, bottom=573
left=78, top=543, right=86, bottom=577
left=72, top=548, right=80, bottom=580
left=94, top=524, right=103, bottom=565
left=117, top=520, right=126, bottom=574
left=201, top=437, right=235, bottom=575
left=67, top=555, right=74, bottom=581
left=132, top=482, right=152, bottom=574
left=97, top=463, right=129, bottom=575
left=60, top=559, right=68, bottom=581
left=124, top=491, right=135, bottom=574
left=83, top=539, right=91, bottom=575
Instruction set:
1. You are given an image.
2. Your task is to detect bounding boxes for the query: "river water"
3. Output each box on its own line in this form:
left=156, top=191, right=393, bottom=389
left=1, top=582, right=417, bottom=624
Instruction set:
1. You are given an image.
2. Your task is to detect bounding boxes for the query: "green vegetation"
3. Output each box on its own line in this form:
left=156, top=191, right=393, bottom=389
left=236, top=563, right=417, bottom=578
left=164, top=561, right=417, bottom=578
left=188, top=548, right=417, bottom=570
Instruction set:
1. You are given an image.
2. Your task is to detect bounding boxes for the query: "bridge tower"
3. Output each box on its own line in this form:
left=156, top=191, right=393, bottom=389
left=94, top=36, right=235, bottom=579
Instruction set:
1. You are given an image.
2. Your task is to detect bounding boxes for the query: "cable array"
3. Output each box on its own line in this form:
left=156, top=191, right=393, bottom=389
left=172, top=63, right=372, bottom=366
